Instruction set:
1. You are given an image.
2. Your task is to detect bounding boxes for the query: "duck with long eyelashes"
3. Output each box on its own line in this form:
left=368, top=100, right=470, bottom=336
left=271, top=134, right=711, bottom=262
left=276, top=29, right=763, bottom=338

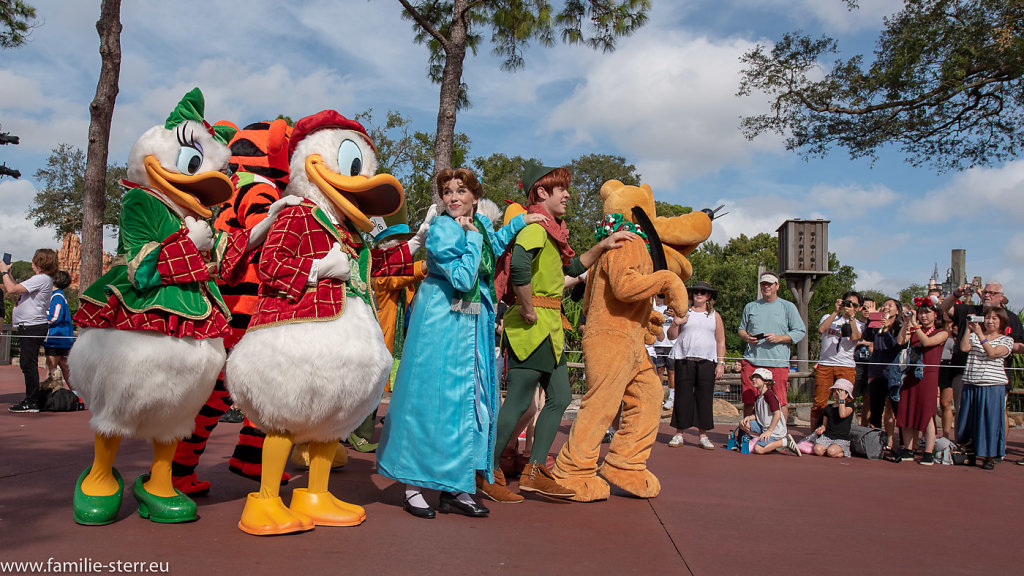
left=225, top=110, right=402, bottom=536
left=70, top=88, right=239, bottom=525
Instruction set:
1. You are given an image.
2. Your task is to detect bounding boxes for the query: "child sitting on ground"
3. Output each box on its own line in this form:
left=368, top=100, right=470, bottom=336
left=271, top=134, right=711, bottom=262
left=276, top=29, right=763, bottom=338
left=736, top=368, right=800, bottom=455
left=813, top=379, right=855, bottom=458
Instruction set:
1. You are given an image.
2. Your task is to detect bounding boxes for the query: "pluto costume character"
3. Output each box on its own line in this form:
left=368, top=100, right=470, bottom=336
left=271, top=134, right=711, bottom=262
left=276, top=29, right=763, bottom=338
left=552, top=180, right=714, bottom=502
left=70, top=88, right=237, bottom=525
left=225, top=110, right=402, bottom=536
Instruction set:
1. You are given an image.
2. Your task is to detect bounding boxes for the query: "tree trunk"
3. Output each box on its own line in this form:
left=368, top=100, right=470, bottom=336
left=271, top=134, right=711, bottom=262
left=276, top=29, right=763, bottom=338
left=80, top=0, right=121, bottom=289
left=429, top=0, right=469, bottom=207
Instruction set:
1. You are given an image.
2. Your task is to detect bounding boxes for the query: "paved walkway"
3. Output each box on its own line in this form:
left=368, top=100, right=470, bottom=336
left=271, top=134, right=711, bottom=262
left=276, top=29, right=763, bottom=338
left=1, top=364, right=1021, bottom=575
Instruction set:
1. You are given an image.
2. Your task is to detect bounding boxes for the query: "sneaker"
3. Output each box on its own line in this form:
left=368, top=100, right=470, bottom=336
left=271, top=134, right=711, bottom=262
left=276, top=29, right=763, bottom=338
left=662, top=399, right=674, bottom=410
left=219, top=408, right=244, bottom=423
left=892, top=448, right=913, bottom=463
left=668, top=434, right=684, bottom=447
left=919, top=452, right=934, bottom=466
left=698, top=436, right=715, bottom=450
left=8, top=399, right=39, bottom=413
left=1015, top=458, right=1024, bottom=466
left=785, top=434, right=801, bottom=457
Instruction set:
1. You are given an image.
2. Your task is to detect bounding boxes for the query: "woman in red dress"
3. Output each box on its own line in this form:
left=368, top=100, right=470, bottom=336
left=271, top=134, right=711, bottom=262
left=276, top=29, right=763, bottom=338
left=894, top=300, right=948, bottom=465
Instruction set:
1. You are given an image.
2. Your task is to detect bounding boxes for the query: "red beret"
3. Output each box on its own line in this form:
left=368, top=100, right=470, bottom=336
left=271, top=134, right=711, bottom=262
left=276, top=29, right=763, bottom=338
left=288, top=110, right=373, bottom=158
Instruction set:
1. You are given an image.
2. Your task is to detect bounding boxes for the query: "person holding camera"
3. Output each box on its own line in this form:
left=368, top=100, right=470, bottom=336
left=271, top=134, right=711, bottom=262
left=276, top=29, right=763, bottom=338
left=862, top=298, right=905, bottom=448
left=957, top=307, right=1013, bottom=470
left=2, top=249, right=58, bottom=413
left=810, top=291, right=865, bottom=430
left=737, top=272, right=806, bottom=418
left=893, top=300, right=948, bottom=465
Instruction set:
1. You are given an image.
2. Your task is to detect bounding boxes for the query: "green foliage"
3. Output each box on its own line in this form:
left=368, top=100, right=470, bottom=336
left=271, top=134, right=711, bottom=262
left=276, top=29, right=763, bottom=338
left=402, top=0, right=651, bottom=81
left=858, top=289, right=891, bottom=306
left=565, top=154, right=641, bottom=252
left=29, top=143, right=127, bottom=240
left=899, top=283, right=928, bottom=304
left=357, top=109, right=471, bottom=225
left=470, top=152, right=642, bottom=252
left=655, top=201, right=692, bottom=217
left=738, top=0, right=1024, bottom=172
left=1, top=0, right=37, bottom=48
left=688, top=233, right=858, bottom=359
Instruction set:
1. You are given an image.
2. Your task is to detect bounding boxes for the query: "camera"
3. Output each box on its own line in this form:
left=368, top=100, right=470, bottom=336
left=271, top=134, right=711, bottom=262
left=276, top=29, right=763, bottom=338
left=902, top=309, right=913, bottom=318
left=842, top=300, right=854, bottom=308
left=967, top=314, right=984, bottom=323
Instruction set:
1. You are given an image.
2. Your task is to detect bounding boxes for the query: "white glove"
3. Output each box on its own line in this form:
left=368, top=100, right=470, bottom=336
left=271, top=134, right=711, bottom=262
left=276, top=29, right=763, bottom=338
left=315, top=242, right=350, bottom=281
left=184, top=216, right=213, bottom=252
left=407, top=203, right=438, bottom=254
left=247, top=195, right=303, bottom=250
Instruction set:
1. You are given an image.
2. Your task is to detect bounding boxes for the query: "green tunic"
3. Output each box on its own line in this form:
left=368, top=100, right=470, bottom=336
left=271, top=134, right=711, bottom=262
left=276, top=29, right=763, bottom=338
left=502, top=223, right=585, bottom=365
left=81, top=187, right=227, bottom=320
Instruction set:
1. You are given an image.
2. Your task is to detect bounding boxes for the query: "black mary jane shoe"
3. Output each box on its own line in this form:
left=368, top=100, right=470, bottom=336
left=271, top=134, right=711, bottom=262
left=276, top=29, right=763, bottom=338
left=438, top=491, right=489, bottom=517
left=403, top=497, right=436, bottom=519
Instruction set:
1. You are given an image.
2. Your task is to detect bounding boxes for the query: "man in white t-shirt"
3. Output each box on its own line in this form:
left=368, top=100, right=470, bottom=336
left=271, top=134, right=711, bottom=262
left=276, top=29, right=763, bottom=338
left=811, top=290, right=865, bottom=430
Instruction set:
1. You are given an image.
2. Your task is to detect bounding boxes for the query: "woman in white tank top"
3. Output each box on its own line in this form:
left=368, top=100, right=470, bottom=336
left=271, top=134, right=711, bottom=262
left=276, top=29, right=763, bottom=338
left=665, top=281, right=726, bottom=449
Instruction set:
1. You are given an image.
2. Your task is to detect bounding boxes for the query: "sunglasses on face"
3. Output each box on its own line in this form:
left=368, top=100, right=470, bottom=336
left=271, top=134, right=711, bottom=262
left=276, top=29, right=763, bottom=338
left=691, top=290, right=709, bottom=296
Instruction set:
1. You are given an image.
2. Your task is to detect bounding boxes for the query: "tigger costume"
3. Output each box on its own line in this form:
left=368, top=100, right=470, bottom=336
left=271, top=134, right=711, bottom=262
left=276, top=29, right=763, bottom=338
left=171, top=119, right=294, bottom=495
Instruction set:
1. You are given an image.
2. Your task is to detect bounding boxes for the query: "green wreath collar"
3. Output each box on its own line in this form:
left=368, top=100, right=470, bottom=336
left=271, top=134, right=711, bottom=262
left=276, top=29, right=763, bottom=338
left=594, top=213, right=650, bottom=254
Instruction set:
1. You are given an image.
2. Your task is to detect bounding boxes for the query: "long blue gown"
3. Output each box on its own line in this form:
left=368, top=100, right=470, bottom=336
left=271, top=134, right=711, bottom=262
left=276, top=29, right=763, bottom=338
left=377, top=212, right=525, bottom=494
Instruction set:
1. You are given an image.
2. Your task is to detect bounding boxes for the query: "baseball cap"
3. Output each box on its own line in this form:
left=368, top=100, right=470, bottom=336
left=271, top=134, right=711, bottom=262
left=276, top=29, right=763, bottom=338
left=829, top=379, right=854, bottom=396
left=751, top=368, right=774, bottom=383
left=759, top=272, right=779, bottom=284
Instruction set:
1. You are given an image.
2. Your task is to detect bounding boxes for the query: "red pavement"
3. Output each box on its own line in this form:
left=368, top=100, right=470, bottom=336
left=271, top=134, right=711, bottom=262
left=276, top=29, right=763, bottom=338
left=1, top=363, right=1021, bottom=575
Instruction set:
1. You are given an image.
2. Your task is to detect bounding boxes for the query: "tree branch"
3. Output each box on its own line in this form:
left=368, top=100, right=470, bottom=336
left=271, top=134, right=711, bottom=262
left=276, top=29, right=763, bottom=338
left=397, top=0, right=451, bottom=52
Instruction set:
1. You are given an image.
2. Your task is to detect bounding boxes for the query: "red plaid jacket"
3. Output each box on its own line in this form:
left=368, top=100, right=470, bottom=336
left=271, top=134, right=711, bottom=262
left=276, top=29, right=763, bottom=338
left=247, top=202, right=365, bottom=329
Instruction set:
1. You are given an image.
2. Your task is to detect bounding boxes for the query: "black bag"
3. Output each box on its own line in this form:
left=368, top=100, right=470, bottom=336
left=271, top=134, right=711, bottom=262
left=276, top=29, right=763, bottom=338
left=849, top=425, right=886, bottom=460
left=43, top=389, right=83, bottom=412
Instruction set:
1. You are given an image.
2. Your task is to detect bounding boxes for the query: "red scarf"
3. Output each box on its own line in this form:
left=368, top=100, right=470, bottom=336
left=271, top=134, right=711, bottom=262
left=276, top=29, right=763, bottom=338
left=494, top=203, right=576, bottom=305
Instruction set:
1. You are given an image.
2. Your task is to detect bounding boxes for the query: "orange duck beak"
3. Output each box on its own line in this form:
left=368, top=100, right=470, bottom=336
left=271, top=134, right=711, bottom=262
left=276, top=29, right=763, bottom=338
left=144, top=155, right=234, bottom=219
left=305, top=154, right=404, bottom=233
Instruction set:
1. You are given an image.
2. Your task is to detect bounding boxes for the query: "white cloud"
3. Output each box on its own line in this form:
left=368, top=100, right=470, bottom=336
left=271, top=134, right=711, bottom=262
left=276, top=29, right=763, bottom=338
left=806, top=182, right=899, bottom=219
left=0, top=179, right=61, bottom=260
left=853, top=268, right=909, bottom=300
left=543, top=30, right=785, bottom=187
left=909, top=160, right=1024, bottom=224
left=787, top=0, right=900, bottom=34
left=1004, top=232, right=1024, bottom=267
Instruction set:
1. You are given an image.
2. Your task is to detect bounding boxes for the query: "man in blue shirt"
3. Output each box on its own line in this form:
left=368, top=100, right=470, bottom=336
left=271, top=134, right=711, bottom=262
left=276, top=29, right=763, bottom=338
left=737, top=272, right=806, bottom=418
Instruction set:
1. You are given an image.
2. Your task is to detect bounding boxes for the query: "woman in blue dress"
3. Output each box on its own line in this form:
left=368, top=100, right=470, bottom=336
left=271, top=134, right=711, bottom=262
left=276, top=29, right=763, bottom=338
left=377, top=167, right=546, bottom=519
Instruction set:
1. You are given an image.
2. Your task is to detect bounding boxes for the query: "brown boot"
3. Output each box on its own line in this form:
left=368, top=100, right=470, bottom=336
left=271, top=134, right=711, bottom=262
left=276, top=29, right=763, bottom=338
left=476, top=471, right=524, bottom=503
left=519, top=463, right=575, bottom=499
left=493, top=467, right=507, bottom=487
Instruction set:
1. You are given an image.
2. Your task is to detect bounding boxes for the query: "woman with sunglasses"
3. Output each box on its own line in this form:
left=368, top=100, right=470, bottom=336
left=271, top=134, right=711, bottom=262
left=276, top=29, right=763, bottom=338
left=894, top=299, right=948, bottom=465
left=665, top=281, right=726, bottom=449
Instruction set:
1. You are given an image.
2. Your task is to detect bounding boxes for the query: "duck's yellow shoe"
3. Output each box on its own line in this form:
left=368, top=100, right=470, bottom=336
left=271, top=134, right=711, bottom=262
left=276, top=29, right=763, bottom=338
left=238, top=493, right=314, bottom=536
left=289, top=488, right=365, bottom=527
left=290, top=442, right=348, bottom=469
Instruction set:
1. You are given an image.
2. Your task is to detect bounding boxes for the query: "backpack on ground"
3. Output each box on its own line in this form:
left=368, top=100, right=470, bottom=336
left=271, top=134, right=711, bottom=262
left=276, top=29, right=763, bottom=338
left=43, top=388, right=83, bottom=412
left=849, top=425, right=886, bottom=460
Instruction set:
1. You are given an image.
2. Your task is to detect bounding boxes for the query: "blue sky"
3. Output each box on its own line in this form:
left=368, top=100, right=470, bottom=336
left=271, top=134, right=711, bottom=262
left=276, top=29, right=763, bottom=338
left=2, top=0, right=1023, bottom=305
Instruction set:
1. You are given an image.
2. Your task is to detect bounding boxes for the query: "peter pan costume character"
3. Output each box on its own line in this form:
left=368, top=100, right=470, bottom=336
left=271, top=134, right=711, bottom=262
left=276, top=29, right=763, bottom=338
left=480, top=162, right=632, bottom=502
left=70, top=88, right=237, bottom=525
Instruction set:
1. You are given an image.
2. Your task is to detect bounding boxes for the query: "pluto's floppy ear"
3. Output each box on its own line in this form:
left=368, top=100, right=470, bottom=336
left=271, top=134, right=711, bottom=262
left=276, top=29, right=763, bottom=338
left=632, top=205, right=666, bottom=272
